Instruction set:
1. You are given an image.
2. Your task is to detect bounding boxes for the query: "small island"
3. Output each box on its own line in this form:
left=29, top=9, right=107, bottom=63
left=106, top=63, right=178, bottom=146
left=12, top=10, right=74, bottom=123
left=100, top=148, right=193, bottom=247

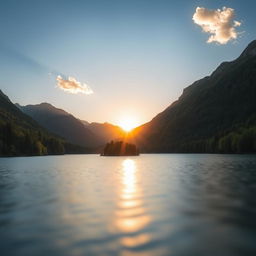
left=101, top=141, right=140, bottom=156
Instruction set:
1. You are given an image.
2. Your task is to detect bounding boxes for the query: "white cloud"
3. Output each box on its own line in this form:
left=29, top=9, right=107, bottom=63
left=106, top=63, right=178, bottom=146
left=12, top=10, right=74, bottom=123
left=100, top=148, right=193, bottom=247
left=56, top=75, right=93, bottom=95
left=193, top=7, right=241, bottom=44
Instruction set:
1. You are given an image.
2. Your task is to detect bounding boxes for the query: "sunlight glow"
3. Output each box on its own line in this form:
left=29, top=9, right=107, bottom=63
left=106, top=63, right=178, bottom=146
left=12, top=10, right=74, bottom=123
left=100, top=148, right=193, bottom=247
left=114, top=159, right=152, bottom=235
left=122, top=159, right=137, bottom=195
left=118, top=117, right=140, bottom=132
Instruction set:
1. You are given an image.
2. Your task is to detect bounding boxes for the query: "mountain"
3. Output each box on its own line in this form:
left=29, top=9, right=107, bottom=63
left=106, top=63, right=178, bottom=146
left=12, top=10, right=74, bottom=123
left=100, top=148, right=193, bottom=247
left=18, top=103, right=125, bottom=148
left=18, top=103, right=103, bottom=148
left=132, top=40, right=256, bottom=153
left=0, top=90, right=89, bottom=156
left=86, top=122, right=125, bottom=144
left=79, top=119, right=90, bottom=126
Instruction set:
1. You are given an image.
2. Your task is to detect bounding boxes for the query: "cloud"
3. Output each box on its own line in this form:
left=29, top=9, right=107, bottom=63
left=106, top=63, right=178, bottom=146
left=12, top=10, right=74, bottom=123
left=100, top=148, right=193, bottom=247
left=0, top=42, right=94, bottom=95
left=56, top=75, right=93, bottom=95
left=192, top=7, right=241, bottom=44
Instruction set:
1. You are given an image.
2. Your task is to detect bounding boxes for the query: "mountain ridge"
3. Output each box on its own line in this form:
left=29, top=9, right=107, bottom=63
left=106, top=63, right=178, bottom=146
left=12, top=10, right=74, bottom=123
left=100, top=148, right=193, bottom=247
left=18, top=102, right=125, bottom=148
left=132, top=40, right=256, bottom=153
left=18, top=102, right=103, bottom=148
left=0, top=90, right=89, bottom=156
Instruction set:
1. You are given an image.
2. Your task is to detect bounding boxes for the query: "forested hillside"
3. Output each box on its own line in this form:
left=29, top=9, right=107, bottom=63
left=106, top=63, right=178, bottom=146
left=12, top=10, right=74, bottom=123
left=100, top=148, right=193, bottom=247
left=0, top=90, right=89, bottom=156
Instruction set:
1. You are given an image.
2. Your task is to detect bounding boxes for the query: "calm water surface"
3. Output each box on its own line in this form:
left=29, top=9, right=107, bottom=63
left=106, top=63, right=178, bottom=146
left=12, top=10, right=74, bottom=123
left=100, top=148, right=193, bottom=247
left=0, top=154, right=256, bottom=256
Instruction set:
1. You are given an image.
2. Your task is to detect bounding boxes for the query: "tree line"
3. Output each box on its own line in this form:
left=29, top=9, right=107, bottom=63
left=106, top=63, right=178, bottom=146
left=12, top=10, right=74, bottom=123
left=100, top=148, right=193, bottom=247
left=176, top=125, right=256, bottom=153
left=0, top=121, right=90, bottom=156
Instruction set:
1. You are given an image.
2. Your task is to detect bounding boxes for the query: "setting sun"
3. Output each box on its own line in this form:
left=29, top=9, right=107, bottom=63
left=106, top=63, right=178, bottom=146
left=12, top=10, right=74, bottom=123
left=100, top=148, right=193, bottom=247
left=118, top=117, right=140, bottom=132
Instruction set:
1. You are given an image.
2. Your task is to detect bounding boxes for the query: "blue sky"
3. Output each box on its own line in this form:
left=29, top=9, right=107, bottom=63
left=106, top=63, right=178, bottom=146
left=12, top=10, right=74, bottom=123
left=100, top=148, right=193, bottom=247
left=0, top=0, right=255, bottom=125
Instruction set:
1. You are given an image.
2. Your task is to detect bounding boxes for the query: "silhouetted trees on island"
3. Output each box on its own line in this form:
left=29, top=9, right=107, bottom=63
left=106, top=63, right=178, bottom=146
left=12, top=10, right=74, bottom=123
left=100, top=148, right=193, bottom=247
left=102, top=141, right=139, bottom=156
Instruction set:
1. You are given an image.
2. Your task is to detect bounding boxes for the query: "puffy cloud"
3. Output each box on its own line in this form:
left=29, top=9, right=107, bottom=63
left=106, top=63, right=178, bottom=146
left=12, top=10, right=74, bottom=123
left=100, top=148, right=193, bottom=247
left=192, top=7, right=241, bottom=44
left=56, top=75, right=93, bottom=95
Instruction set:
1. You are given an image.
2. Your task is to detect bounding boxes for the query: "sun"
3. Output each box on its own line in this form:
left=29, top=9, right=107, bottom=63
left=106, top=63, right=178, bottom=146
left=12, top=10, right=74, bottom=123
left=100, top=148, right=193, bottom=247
left=118, top=117, right=139, bottom=132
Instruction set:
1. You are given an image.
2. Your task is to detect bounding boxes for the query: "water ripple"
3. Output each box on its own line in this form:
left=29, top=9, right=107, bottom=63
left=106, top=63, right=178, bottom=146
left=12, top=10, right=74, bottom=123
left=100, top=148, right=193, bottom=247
left=0, top=154, right=256, bottom=256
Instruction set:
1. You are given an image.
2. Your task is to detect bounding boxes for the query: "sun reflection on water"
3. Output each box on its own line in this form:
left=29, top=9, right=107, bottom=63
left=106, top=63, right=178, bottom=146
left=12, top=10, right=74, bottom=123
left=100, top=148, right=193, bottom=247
left=122, top=159, right=137, bottom=196
left=114, top=159, right=152, bottom=248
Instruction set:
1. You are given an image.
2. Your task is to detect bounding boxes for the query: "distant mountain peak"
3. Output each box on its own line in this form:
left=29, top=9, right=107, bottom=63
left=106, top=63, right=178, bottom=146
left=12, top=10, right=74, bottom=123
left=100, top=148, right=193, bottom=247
left=37, top=102, right=60, bottom=110
left=22, top=102, right=71, bottom=117
left=39, top=102, right=53, bottom=107
left=240, top=40, right=256, bottom=58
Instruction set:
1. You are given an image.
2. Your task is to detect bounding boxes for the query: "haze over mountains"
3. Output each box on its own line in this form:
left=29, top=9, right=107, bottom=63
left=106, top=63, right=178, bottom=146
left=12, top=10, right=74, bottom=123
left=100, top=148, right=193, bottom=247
left=1, top=40, right=256, bottom=156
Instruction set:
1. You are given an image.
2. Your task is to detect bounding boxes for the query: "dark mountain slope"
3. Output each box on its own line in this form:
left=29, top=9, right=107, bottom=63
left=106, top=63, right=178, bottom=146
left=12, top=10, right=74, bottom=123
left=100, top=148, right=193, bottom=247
left=18, top=103, right=103, bottom=148
left=133, top=40, right=256, bottom=153
left=0, top=90, right=88, bottom=156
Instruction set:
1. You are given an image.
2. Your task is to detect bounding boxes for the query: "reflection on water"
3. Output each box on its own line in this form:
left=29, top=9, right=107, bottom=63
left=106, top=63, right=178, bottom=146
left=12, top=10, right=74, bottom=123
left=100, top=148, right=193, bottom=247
left=115, top=159, right=152, bottom=249
left=122, top=159, right=137, bottom=198
left=0, top=154, right=256, bottom=256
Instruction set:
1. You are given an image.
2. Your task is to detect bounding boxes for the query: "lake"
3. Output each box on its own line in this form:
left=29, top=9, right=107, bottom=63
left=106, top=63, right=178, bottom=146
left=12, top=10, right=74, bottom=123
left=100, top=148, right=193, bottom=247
left=0, top=154, right=256, bottom=256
